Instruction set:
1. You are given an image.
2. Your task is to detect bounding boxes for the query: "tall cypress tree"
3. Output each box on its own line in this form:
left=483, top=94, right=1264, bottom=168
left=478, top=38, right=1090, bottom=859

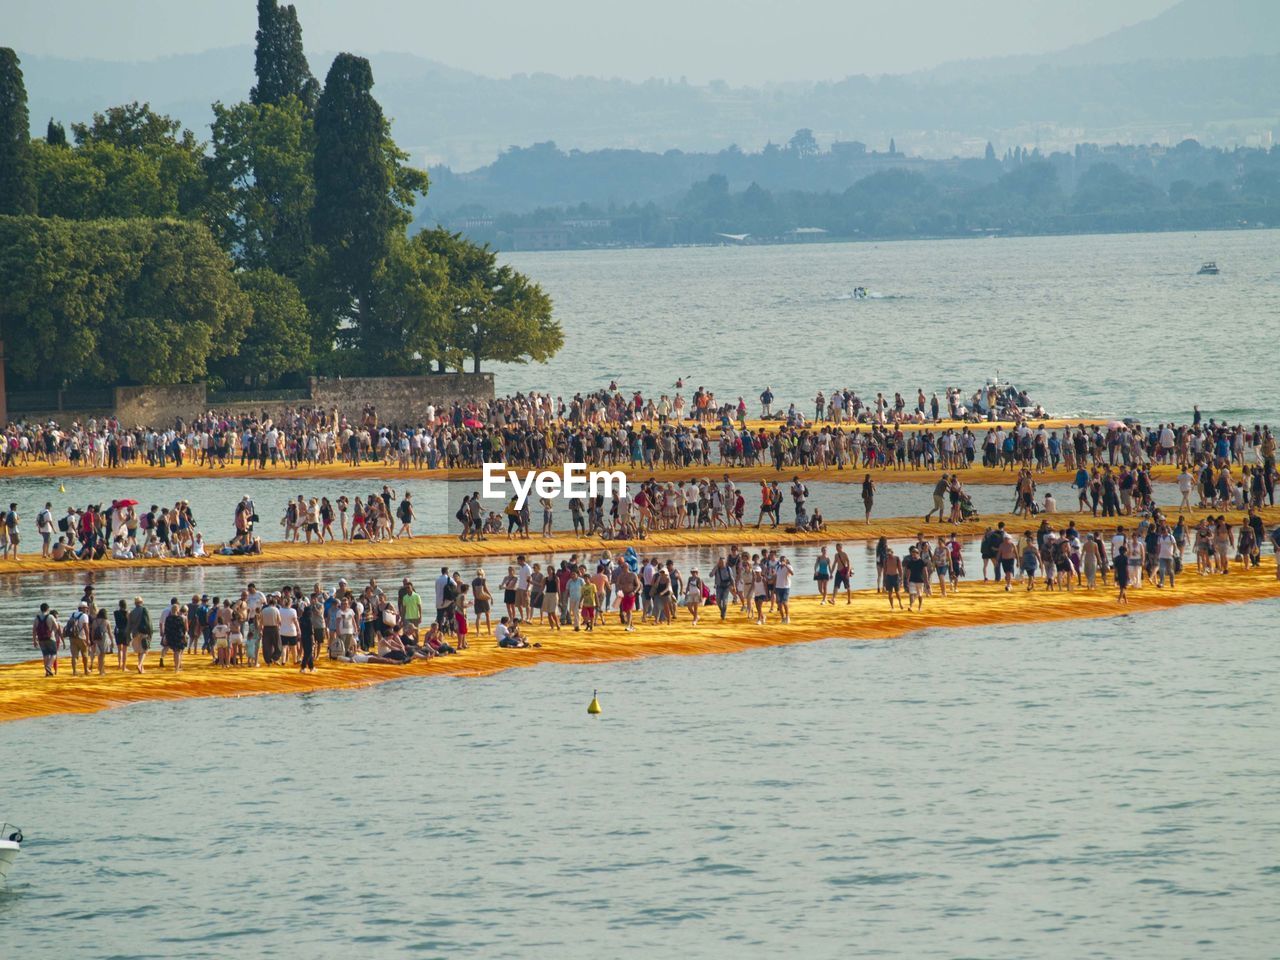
left=250, top=0, right=318, bottom=108
left=312, top=53, right=394, bottom=327
left=46, top=118, right=67, bottom=147
left=0, top=48, right=36, bottom=215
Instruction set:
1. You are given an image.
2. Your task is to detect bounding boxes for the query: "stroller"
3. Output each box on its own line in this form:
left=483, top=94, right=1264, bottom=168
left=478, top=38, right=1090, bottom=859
left=959, top=493, right=980, bottom=521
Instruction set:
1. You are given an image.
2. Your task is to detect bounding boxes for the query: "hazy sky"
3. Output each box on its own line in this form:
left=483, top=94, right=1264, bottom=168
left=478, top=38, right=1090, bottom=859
left=12, top=0, right=1179, bottom=83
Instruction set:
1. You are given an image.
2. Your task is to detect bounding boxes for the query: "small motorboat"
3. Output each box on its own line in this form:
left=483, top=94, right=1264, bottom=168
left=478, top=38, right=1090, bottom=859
left=1197, top=261, right=1220, bottom=275
left=0, top=823, right=21, bottom=881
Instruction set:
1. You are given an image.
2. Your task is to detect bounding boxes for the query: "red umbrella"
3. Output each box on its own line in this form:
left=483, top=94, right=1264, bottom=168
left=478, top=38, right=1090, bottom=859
left=463, top=418, right=484, bottom=429
left=114, top=498, right=139, bottom=507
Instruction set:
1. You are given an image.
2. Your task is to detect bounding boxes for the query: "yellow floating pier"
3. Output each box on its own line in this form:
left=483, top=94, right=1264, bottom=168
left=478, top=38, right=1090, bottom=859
left=0, top=504, right=1273, bottom=576
left=2, top=566, right=1277, bottom=725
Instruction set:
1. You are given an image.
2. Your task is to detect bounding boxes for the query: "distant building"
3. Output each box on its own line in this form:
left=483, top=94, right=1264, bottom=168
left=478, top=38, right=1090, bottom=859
left=510, top=227, right=571, bottom=251
left=447, top=217, right=495, bottom=231
left=831, top=140, right=867, bottom=158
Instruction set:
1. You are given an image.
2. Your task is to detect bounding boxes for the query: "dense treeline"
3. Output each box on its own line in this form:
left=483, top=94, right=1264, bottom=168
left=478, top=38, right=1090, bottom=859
left=428, top=135, right=1280, bottom=247
left=435, top=136, right=1280, bottom=248
left=0, top=1, right=561, bottom=392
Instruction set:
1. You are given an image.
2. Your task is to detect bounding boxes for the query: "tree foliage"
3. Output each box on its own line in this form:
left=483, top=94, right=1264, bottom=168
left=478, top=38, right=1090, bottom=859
left=250, top=0, right=319, bottom=109
left=417, top=229, right=560, bottom=373
left=0, top=48, right=36, bottom=215
left=0, top=216, right=250, bottom=388
left=1, top=10, right=559, bottom=391
left=312, top=52, right=430, bottom=360
left=206, top=96, right=315, bottom=277
left=210, top=267, right=312, bottom=387
left=68, top=103, right=208, bottom=217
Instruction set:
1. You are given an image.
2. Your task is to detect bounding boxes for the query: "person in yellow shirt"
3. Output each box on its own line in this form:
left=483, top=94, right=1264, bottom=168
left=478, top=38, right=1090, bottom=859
left=580, top=578, right=598, bottom=632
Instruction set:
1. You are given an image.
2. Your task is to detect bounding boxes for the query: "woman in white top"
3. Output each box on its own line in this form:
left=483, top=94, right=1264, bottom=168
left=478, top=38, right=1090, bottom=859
left=1127, top=533, right=1145, bottom=589
left=682, top=570, right=705, bottom=625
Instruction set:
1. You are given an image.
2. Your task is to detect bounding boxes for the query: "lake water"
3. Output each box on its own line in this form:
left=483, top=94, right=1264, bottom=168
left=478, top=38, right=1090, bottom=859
left=501, top=229, right=1280, bottom=424
left=2, top=600, right=1277, bottom=959
left=4, top=231, right=1279, bottom=957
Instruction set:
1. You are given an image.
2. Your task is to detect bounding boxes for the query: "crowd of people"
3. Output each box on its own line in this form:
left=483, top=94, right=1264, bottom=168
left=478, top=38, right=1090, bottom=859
left=4, top=387, right=1272, bottom=488
left=3, top=498, right=210, bottom=563
left=4, top=382, right=1045, bottom=472
left=269, top=487, right=417, bottom=544
left=28, top=504, right=1280, bottom=677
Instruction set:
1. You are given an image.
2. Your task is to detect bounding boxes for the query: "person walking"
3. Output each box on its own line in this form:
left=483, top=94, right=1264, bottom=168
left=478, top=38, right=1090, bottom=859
left=162, top=599, right=188, bottom=672
left=126, top=596, right=152, bottom=673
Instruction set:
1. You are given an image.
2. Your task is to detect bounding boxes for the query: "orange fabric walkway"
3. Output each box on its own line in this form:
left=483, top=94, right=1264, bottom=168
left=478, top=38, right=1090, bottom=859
left=2, top=564, right=1276, bottom=724
left=0, top=504, right=1274, bottom=576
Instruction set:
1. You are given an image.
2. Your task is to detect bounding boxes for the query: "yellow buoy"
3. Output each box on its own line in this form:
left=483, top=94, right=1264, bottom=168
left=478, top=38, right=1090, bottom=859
left=58, top=484, right=65, bottom=493
left=587, top=690, right=602, bottom=715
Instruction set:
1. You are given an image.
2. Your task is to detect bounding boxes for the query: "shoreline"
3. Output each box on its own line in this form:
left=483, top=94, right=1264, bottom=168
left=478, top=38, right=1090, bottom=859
left=0, top=504, right=1274, bottom=577
left=3, top=567, right=1277, bottom=725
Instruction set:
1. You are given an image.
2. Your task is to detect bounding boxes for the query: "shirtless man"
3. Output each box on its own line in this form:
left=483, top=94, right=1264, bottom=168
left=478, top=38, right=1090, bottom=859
left=997, top=530, right=1018, bottom=591
left=882, top=548, right=904, bottom=610
left=832, top=544, right=853, bottom=604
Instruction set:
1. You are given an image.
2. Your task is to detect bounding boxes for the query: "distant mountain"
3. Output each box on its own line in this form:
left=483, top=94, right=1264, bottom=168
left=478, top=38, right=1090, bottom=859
left=16, top=0, right=1280, bottom=170
left=926, top=0, right=1279, bottom=81
left=1058, top=0, right=1277, bottom=65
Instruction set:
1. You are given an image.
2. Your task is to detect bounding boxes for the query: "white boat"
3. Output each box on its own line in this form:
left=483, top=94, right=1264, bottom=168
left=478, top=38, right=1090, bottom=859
left=0, top=823, right=21, bottom=881
left=1197, top=261, right=1220, bottom=275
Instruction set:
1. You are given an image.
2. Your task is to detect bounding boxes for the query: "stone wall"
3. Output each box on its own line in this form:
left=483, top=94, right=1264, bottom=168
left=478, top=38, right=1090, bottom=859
left=113, top=383, right=208, bottom=426
left=8, top=375, right=495, bottom=427
left=308, top=374, right=495, bottom=423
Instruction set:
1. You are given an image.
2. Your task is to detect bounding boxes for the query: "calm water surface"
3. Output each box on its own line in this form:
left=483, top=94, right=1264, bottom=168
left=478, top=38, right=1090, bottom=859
left=501, top=230, right=1280, bottom=423
left=2, top=601, right=1277, bottom=958
left=4, top=231, right=1279, bottom=957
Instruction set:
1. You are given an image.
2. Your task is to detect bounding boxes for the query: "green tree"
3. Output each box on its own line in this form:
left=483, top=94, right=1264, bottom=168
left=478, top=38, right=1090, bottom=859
left=1072, top=163, right=1165, bottom=214
left=312, top=53, right=427, bottom=345
left=250, top=0, right=319, bottom=109
left=0, top=216, right=250, bottom=387
left=46, top=119, right=68, bottom=147
left=28, top=140, right=105, bottom=218
left=418, top=228, right=561, bottom=373
left=72, top=103, right=208, bottom=217
left=788, top=128, right=818, bottom=159
left=0, top=48, right=36, bottom=215
left=348, top=233, right=451, bottom=373
left=997, top=160, right=1061, bottom=207
left=206, top=96, right=315, bottom=277
left=213, top=268, right=312, bottom=387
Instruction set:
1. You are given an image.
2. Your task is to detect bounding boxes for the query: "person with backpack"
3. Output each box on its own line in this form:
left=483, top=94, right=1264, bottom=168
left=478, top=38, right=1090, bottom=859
left=712, top=556, right=735, bottom=619
left=2, top=502, right=19, bottom=561
left=454, top=495, right=471, bottom=540
left=32, top=603, right=61, bottom=676
left=36, top=501, right=55, bottom=558
left=396, top=492, right=415, bottom=539
left=65, top=601, right=93, bottom=676
left=126, top=596, right=153, bottom=673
